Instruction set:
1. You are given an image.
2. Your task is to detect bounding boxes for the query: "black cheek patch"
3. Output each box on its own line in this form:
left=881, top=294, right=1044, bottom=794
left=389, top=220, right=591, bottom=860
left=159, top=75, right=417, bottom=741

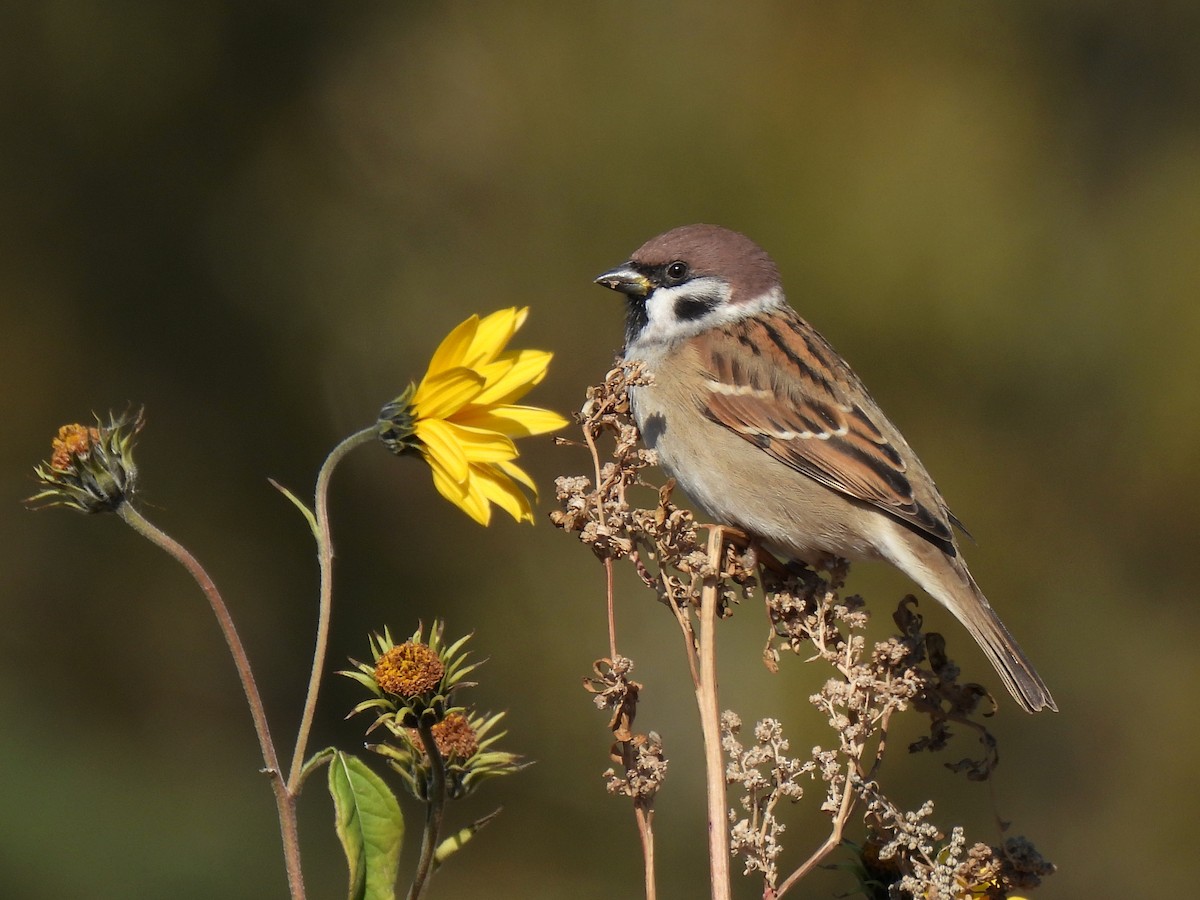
left=674, top=295, right=718, bottom=321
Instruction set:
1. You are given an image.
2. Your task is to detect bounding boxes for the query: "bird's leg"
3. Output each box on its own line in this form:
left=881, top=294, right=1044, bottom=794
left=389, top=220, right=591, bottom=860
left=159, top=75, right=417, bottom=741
left=701, top=523, right=791, bottom=577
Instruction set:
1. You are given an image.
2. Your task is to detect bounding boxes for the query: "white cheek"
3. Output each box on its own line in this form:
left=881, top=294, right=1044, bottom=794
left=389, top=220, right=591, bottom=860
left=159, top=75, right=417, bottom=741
left=629, top=282, right=787, bottom=355
left=631, top=277, right=730, bottom=349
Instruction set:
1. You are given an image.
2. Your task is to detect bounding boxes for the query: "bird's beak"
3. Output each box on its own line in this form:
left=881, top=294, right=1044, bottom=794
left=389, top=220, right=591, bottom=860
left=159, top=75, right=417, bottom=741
left=594, top=265, right=651, bottom=298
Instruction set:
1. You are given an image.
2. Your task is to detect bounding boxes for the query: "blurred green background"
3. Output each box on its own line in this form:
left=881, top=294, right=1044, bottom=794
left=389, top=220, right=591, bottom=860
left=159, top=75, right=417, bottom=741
left=3, top=2, right=1197, bottom=897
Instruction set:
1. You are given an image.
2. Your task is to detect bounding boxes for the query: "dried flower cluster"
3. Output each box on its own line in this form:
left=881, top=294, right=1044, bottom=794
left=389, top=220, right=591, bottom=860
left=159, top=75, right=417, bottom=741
left=722, top=712, right=812, bottom=890
left=552, top=364, right=1054, bottom=899
left=605, top=730, right=668, bottom=802
left=584, top=656, right=668, bottom=802
left=856, top=790, right=1055, bottom=898
left=554, top=364, right=758, bottom=811
left=552, top=363, right=757, bottom=610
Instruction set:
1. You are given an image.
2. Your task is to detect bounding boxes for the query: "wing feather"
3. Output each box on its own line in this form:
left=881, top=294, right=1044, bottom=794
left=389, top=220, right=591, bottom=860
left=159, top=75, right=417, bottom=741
left=697, top=311, right=957, bottom=549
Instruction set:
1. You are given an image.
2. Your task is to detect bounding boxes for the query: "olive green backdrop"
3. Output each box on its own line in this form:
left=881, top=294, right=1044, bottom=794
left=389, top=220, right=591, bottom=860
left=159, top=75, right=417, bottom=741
left=3, top=2, right=1197, bottom=897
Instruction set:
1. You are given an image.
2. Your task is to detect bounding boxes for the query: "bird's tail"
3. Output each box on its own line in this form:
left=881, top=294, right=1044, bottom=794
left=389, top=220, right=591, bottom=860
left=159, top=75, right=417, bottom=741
left=951, top=571, right=1057, bottom=714
left=882, top=536, right=1057, bottom=713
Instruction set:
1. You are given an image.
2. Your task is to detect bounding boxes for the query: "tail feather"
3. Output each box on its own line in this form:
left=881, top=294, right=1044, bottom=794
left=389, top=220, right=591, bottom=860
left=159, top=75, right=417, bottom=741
left=956, top=588, right=1057, bottom=713
left=879, top=531, right=1057, bottom=713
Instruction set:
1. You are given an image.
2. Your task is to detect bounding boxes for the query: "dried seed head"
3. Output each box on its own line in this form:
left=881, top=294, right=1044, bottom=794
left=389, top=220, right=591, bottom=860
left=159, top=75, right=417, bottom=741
left=29, top=411, right=143, bottom=514
left=375, top=642, right=445, bottom=697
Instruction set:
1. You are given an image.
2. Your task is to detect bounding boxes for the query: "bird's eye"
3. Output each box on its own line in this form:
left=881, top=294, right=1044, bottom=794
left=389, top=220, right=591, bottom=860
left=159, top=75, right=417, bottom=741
left=665, top=261, right=689, bottom=282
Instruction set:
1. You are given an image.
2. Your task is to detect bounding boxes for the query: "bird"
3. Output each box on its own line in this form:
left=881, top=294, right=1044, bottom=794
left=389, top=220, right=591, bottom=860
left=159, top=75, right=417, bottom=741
left=594, top=223, right=1056, bottom=713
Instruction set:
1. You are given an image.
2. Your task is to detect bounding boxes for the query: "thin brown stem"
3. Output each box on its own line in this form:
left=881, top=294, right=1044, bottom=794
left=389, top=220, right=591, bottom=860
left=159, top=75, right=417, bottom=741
left=584, top=415, right=655, bottom=893
left=662, top=571, right=702, bottom=688
left=604, top=556, right=619, bottom=661
left=287, top=425, right=377, bottom=791
left=697, top=527, right=731, bottom=900
left=118, top=503, right=306, bottom=900
left=584, top=421, right=620, bottom=661
left=867, top=708, right=894, bottom=780
left=634, top=805, right=657, bottom=900
left=774, top=764, right=858, bottom=898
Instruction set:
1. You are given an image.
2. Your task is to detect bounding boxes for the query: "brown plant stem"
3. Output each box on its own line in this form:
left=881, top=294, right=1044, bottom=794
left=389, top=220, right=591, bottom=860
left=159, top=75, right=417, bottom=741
left=604, top=556, right=619, bottom=662
left=287, top=425, right=377, bottom=791
left=635, top=805, right=657, bottom=900
left=117, top=503, right=306, bottom=900
left=584, top=417, right=620, bottom=662
left=605, top=542, right=654, bottom=897
left=697, top=527, right=731, bottom=900
left=774, top=766, right=857, bottom=897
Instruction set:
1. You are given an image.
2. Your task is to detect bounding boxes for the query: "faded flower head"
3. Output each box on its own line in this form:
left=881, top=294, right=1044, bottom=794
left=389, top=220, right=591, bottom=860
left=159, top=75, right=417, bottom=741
left=374, top=642, right=445, bottom=697
left=372, top=705, right=525, bottom=801
left=28, top=411, right=144, bottom=513
left=378, top=307, right=568, bottom=525
left=341, top=621, right=477, bottom=728
left=342, top=623, right=527, bottom=801
left=419, top=711, right=480, bottom=760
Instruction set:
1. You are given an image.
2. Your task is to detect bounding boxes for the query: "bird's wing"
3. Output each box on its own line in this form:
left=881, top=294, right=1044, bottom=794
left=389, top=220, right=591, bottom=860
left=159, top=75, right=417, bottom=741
left=694, top=311, right=957, bottom=550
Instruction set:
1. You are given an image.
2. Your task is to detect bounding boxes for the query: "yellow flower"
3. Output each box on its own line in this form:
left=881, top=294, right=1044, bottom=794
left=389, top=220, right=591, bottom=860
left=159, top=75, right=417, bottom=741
left=378, top=307, right=568, bottom=525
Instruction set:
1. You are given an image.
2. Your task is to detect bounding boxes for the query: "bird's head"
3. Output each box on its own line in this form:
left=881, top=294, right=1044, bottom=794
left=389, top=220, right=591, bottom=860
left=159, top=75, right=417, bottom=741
left=595, top=224, right=785, bottom=353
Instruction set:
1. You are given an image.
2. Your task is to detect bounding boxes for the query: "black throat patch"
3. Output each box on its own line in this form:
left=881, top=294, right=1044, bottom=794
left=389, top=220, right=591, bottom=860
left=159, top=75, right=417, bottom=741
left=624, top=296, right=649, bottom=349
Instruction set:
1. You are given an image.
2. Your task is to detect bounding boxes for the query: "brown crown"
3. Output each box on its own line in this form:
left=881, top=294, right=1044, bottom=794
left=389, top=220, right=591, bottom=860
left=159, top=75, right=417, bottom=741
left=631, top=224, right=781, bottom=303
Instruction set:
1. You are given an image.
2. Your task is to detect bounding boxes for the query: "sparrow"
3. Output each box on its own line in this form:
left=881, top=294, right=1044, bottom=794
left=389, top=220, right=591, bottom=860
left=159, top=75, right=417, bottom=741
left=594, top=224, right=1056, bottom=713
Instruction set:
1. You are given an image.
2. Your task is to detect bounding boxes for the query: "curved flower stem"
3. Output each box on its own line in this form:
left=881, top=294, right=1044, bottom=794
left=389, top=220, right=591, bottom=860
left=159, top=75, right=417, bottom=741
left=287, top=425, right=377, bottom=791
left=407, top=722, right=449, bottom=900
left=117, top=503, right=306, bottom=900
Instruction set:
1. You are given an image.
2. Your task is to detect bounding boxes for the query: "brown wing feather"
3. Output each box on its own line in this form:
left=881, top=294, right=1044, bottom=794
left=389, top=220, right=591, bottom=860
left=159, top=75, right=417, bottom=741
left=698, top=312, right=956, bottom=550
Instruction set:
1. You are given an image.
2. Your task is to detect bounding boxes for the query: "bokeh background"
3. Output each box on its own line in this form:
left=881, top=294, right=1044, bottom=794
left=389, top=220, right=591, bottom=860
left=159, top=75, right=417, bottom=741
left=3, top=2, right=1197, bottom=897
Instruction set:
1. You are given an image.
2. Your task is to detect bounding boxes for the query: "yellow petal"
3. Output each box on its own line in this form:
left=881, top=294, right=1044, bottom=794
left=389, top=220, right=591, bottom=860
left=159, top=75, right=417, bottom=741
left=473, top=463, right=534, bottom=524
left=423, top=314, right=479, bottom=380
left=416, top=419, right=469, bottom=483
left=472, top=349, right=554, bottom=405
left=496, top=459, right=538, bottom=498
left=442, top=421, right=518, bottom=462
left=454, top=405, right=570, bottom=437
left=426, top=451, right=468, bottom=500
left=413, top=367, right=485, bottom=419
left=460, top=469, right=494, bottom=525
left=461, top=307, right=527, bottom=369
left=428, top=455, right=491, bottom=525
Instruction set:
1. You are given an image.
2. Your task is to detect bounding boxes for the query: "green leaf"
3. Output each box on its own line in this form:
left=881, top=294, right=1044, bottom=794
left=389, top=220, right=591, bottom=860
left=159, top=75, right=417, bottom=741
left=328, top=750, right=404, bottom=900
left=298, top=746, right=336, bottom=790
left=432, top=808, right=502, bottom=870
left=268, top=478, right=319, bottom=537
